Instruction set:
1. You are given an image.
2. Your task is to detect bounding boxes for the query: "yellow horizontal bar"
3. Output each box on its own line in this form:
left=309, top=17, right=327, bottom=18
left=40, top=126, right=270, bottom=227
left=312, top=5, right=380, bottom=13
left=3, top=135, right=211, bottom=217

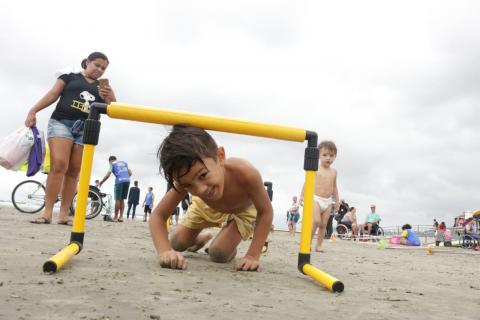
left=107, top=102, right=307, bottom=142
left=303, top=263, right=344, bottom=293
left=43, top=243, right=81, bottom=273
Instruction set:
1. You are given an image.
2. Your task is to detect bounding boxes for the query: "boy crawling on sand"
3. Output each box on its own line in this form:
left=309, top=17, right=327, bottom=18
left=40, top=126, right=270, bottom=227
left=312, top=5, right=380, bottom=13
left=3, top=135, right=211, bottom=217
left=300, top=141, right=339, bottom=252
left=149, top=124, right=273, bottom=271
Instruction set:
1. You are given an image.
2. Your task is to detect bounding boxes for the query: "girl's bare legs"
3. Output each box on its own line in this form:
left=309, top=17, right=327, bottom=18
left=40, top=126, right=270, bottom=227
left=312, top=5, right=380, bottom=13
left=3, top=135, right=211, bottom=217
left=58, top=143, right=83, bottom=222
left=34, top=137, right=74, bottom=223
left=315, top=205, right=331, bottom=252
left=292, top=222, right=297, bottom=237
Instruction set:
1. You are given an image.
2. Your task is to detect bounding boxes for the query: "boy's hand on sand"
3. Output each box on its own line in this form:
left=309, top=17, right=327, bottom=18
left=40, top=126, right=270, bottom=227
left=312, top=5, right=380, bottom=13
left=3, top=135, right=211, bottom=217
left=235, top=255, right=262, bottom=272
left=159, top=250, right=187, bottom=270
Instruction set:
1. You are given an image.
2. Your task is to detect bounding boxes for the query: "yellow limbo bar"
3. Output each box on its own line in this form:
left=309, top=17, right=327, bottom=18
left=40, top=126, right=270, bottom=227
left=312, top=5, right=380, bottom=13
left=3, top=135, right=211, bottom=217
left=43, top=102, right=344, bottom=293
left=300, top=171, right=316, bottom=254
left=303, top=264, right=344, bottom=293
left=43, top=130, right=97, bottom=272
left=72, top=144, right=95, bottom=233
left=43, top=243, right=81, bottom=273
left=107, top=102, right=306, bottom=142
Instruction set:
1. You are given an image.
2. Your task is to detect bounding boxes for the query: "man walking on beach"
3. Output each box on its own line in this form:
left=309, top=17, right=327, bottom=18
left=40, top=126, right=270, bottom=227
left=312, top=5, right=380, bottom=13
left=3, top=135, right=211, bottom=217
left=126, top=180, right=140, bottom=220
left=99, top=156, right=132, bottom=222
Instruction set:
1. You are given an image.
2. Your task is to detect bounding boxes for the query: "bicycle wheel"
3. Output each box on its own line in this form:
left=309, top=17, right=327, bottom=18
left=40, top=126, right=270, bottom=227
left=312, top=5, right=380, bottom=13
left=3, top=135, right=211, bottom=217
left=11, top=180, right=46, bottom=214
left=336, top=224, right=349, bottom=239
left=70, top=189, right=103, bottom=220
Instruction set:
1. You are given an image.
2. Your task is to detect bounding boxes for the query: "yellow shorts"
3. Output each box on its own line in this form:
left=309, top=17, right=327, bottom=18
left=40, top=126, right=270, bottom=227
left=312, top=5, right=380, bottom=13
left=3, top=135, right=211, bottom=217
left=180, top=196, right=257, bottom=240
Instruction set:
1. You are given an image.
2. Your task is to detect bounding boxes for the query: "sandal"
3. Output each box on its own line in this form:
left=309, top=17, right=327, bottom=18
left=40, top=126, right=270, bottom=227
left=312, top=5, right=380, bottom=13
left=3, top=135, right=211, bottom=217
left=30, top=217, right=51, bottom=224
left=117, top=218, right=124, bottom=222
left=57, top=220, right=73, bottom=226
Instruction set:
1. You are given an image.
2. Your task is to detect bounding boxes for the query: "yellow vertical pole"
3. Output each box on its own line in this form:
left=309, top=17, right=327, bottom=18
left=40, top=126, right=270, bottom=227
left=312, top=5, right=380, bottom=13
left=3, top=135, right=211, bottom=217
left=72, top=144, right=95, bottom=233
left=299, top=171, right=316, bottom=254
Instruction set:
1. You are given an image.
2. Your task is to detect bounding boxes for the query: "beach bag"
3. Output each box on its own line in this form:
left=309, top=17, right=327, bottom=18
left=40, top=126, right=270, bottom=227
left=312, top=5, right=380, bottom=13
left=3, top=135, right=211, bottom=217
left=26, top=126, right=45, bottom=176
left=0, top=127, right=34, bottom=171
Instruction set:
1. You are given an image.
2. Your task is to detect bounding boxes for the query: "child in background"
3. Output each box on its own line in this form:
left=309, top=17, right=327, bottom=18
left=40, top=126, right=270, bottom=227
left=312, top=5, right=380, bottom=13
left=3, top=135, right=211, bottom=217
left=300, top=140, right=339, bottom=252
left=399, top=224, right=421, bottom=246
left=287, top=196, right=300, bottom=237
left=143, top=187, right=155, bottom=222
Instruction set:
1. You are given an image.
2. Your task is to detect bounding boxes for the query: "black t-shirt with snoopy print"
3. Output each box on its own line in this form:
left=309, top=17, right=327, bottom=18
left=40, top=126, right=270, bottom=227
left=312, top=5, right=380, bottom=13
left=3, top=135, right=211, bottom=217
left=51, top=73, right=105, bottom=121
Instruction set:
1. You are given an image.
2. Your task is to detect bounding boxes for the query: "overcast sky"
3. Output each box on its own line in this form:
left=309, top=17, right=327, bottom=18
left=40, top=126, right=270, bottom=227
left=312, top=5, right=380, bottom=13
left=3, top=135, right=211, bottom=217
left=1, top=1, right=479, bottom=230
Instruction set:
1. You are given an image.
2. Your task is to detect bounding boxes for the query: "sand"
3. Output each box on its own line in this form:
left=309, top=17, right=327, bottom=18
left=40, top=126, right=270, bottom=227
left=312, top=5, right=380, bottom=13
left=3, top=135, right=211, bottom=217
left=0, top=206, right=479, bottom=320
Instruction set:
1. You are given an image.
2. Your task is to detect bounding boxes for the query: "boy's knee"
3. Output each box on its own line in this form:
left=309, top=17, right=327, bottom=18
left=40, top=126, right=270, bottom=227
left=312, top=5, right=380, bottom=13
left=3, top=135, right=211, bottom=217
left=170, top=234, right=189, bottom=252
left=208, top=247, right=236, bottom=263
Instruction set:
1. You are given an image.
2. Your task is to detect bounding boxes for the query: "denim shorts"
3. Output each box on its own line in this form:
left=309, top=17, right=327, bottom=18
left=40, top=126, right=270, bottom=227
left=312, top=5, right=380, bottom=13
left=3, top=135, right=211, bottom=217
left=47, top=118, right=84, bottom=145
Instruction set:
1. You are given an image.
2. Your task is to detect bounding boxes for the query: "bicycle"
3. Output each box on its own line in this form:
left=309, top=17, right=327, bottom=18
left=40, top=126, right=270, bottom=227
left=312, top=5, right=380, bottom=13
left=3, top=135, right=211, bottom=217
left=72, top=186, right=114, bottom=219
left=11, top=179, right=104, bottom=220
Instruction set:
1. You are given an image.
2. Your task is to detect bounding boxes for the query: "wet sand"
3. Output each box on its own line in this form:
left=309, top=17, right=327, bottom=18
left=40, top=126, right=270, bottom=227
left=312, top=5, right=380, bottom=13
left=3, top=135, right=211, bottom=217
left=0, top=206, right=479, bottom=320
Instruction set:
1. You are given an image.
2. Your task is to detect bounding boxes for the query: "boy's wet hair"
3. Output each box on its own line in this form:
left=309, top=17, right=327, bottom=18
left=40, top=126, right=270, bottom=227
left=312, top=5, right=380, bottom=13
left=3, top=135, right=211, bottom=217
left=318, top=140, right=337, bottom=156
left=158, top=124, right=218, bottom=189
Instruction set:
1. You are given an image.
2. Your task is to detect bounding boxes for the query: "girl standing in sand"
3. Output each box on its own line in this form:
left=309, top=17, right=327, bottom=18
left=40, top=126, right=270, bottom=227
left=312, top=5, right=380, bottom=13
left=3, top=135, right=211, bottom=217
left=26, top=52, right=116, bottom=225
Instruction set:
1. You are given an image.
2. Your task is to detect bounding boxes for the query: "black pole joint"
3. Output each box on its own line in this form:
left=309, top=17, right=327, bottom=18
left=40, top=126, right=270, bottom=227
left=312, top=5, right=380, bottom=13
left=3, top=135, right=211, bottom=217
left=298, top=253, right=311, bottom=274
left=70, top=232, right=85, bottom=254
left=304, top=131, right=319, bottom=171
left=89, top=102, right=108, bottom=120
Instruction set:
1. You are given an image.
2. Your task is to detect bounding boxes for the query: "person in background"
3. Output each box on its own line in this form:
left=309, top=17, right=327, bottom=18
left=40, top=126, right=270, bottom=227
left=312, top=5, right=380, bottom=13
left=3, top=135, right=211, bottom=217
left=464, top=217, right=480, bottom=251
left=399, top=224, right=421, bottom=246
left=341, top=207, right=359, bottom=239
left=287, top=196, right=300, bottom=237
left=126, top=180, right=140, bottom=220
left=300, top=140, right=340, bottom=252
left=99, top=155, right=132, bottom=222
left=361, top=204, right=381, bottom=238
left=143, top=187, right=155, bottom=222
left=27, top=52, right=116, bottom=225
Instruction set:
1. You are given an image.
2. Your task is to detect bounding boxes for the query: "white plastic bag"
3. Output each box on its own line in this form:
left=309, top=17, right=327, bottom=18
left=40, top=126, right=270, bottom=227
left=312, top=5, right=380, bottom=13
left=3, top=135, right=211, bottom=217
left=0, top=127, right=34, bottom=170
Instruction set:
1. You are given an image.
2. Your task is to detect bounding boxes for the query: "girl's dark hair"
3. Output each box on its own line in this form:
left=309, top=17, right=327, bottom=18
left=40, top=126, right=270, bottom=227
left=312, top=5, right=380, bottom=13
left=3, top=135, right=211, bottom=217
left=349, top=207, right=355, bottom=211
left=158, top=124, right=218, bottom=189
left=81, top=52, right=109, bottom=69
left=402, top=224, right=412, bottom=230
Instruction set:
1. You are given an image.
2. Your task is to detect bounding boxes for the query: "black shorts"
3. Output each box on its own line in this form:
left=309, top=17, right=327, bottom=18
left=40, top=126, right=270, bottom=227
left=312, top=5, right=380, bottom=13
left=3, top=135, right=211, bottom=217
left=144, top=205, right=152, bottom=214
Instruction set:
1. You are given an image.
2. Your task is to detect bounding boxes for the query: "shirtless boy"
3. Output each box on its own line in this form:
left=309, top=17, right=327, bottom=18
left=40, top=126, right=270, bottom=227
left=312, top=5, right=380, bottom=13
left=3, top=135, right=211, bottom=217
left=301, top=141, right=339, bottom=252
left=149, top=124, right=273, bottom=271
